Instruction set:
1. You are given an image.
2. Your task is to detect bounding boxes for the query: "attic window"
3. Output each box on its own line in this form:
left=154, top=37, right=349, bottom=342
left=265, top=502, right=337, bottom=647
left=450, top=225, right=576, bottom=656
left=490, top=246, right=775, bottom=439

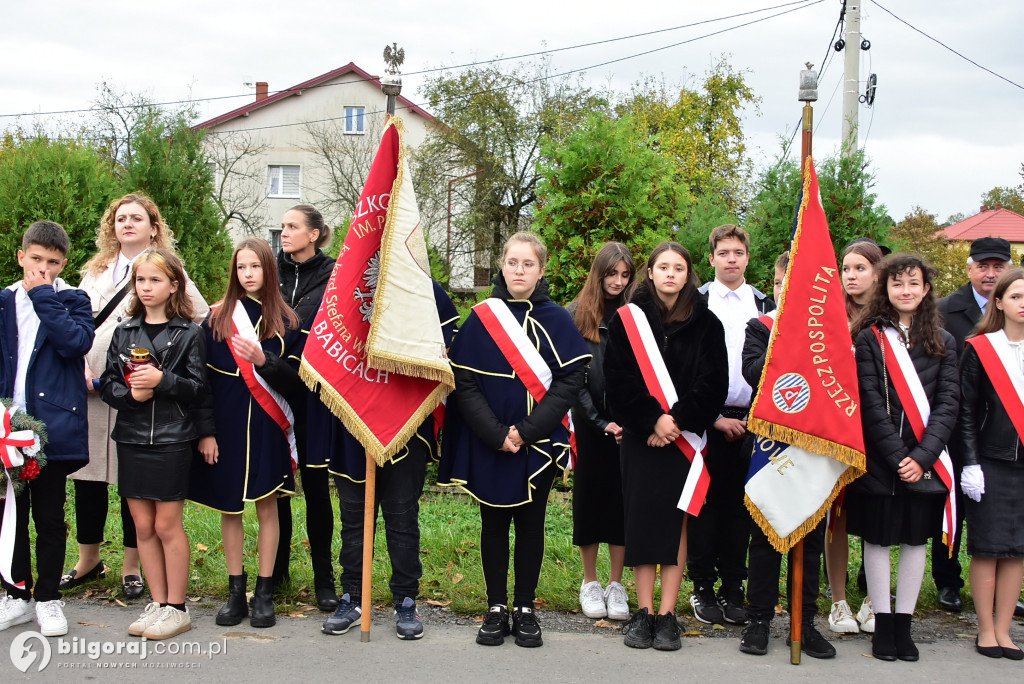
left=345, top=106, right=366, bottom=135
left=267, top=165, right=301, bottom=198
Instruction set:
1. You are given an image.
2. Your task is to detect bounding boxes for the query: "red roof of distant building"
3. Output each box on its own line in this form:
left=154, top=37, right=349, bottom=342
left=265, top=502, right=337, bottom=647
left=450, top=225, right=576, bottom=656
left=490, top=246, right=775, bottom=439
left=193, top=62, right=433, bottom=130
left=941, top=207, right=1024, bottom=242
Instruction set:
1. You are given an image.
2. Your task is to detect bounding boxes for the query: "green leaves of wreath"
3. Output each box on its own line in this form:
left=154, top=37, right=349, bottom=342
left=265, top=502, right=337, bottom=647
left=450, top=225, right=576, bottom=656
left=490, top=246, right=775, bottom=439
left=0, top=398, right=49, bottom=498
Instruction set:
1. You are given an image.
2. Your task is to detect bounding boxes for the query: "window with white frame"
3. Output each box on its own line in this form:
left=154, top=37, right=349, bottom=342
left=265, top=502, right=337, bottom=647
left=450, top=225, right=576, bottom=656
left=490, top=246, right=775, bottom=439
left=344, top=106, right=366, bottom=135
left=267, top=164, right=301, bottom=198
left=269, top=228, right=282, bottom=253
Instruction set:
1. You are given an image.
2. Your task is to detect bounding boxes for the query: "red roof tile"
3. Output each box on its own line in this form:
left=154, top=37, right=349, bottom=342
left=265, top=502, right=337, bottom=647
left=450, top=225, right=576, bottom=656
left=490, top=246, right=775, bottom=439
left=941, top=207, right=1024, bottom=242
left=193, top=62, right=433, bottom=130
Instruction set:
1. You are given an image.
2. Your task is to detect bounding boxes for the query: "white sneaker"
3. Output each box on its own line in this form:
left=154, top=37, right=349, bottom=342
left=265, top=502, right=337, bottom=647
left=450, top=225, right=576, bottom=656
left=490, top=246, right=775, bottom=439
left=579, top=581, right=607, bottom=618
left=857, top=597, right=875, bottom=633
left=142, top=606, right=192, bottom=640
left=0, top=595, right=35, bottom=631
left=828, top=599, right=860, bottom=633
left=128, top=601, right=162, bottom=637
left=35, top=599, right=68, bottom=637
left=604, top=581, right=630, bottom=621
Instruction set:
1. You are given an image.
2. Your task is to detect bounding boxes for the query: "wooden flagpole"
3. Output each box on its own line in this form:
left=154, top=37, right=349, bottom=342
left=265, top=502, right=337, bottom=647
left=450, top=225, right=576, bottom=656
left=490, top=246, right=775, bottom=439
left=360, top=457, right=376, bottom=642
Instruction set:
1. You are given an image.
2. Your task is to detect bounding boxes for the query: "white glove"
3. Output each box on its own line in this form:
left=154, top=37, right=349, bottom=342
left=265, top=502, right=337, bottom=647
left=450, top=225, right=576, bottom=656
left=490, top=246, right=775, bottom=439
left=960, top=464, right=985, bottom=503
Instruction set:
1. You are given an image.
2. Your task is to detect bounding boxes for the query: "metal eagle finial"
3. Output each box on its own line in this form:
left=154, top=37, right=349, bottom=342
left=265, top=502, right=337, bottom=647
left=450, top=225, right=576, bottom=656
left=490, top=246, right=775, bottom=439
left=384, top=43, right=405, bottom=75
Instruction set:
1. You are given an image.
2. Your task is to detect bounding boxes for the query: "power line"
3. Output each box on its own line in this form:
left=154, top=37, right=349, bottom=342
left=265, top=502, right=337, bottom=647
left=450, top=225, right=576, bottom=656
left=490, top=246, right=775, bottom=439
left=0, top=0, right=820, bottom=120
left=207, top=0, right=824, bottom=136
left=872, top=0, right=1024, bottom=91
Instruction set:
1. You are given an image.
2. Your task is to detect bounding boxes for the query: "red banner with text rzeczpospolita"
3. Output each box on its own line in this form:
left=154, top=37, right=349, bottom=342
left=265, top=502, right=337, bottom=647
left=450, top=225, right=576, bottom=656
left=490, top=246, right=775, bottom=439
left=300, top=118, right=453, bottom=464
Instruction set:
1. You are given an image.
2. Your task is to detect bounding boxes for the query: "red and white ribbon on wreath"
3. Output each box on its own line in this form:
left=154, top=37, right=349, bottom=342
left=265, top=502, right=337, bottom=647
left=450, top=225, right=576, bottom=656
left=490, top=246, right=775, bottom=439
left=874, top=326, right=957, bottom=555
left=618, top=303, right=710, bottom=517
left=225, top=300, right=298, bottom=471
left=473, top=299, right=577, bottom=467
left=1, top=406, right=40, bottom=588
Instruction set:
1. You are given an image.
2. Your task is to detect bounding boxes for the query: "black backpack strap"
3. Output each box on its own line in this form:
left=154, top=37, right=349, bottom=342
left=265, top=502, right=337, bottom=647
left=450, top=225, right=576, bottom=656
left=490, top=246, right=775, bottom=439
left=94, top=283, right=130, bottom=328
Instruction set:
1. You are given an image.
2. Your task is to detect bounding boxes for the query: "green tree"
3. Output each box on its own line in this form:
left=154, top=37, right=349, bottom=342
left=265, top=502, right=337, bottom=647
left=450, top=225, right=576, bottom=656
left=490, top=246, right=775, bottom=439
left=419, top=57, right=606, bottom=271
left=890, top=206, right=968, bottom=297
left=533, top=113, right=690, bottom=302
left=745, top=148, right=890, bottom=292
left=980, top=164, right=1024, bottom=215
left=0, top=132, right=119, bottom=286
left=619, top=59, right=760, bottom=214
left=121, top=110, right=233, bottom=301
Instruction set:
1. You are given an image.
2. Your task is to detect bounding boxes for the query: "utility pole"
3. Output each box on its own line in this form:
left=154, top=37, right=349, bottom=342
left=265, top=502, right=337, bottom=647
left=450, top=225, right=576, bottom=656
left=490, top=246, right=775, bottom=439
left=841, top=1, right=861, bottom=155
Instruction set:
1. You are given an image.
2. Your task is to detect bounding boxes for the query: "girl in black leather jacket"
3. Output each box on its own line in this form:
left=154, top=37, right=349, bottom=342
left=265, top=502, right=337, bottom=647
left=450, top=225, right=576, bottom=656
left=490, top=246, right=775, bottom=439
left=101, top=249, right=207, bottom=639
left=958, top=267, right=1024, bottom=659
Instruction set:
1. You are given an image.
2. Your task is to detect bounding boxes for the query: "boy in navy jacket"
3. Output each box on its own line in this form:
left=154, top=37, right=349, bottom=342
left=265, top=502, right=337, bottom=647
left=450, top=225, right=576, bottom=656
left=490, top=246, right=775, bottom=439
left=0, top=221, right=94, bottom=637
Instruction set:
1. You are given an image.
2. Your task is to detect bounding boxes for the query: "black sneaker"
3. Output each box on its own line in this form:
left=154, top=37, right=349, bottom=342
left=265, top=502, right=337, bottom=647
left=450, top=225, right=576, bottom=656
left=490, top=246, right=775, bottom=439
left=717, top=593, right=749, bottom=626
left=787, top=623, right=836, bottom=659
left=652, top=612, right=682, bottom=651
left=322, top=593, right=361, bottom=635
left=476, top=605, right=510, bottom=646
left=690, top=585, right=724, bottom=625
left=739, top=618, right=770, bottom=655
left=622, top=608, right=654, bottom=649
left=394, top=597, right=423, bottom=640
left=511, top=606, right=543, bottom=648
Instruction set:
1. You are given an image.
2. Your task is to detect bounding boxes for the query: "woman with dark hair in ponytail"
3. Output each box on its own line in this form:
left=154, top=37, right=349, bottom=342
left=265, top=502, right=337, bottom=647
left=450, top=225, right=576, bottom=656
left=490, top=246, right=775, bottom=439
left=272, top=205, right=339, bottom=610
left=604, top=241, right=728, bottom=652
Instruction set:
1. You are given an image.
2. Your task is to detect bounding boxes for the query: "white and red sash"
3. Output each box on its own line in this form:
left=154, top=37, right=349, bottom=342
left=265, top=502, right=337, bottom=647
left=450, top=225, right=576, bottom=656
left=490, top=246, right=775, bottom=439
left=618, top=303, right=710, bottom=517
left=1, top=407, right=38, bottom=589
left=473, top=299, right=577, bottom=467
left=965, top=331, right=1024, bottom=443
left=224, top=300, right=298, bottom=470
left=874, top=326, right=957, bottom=553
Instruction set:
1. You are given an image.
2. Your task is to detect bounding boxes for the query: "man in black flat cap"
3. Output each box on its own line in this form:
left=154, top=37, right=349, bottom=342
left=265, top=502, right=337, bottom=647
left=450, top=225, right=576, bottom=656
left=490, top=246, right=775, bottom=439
left=936, top=236, right=1012, bottom=612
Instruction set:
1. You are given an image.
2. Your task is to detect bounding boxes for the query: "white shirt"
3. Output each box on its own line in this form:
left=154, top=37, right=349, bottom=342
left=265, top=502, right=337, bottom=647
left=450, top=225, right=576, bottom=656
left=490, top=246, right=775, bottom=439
left=972, top=287, right=988, bottom=314
left=9, top=282, right=42, bottom=413
left=706, top=278, right=759, bottom=408
left=113, top=251, right=142, bottom=285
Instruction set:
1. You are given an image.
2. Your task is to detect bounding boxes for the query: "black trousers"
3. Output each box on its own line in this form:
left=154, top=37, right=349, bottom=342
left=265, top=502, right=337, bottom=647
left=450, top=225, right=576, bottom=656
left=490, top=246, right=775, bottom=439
left=746, top=517, right=825, bottom=622
left=73, top=479, right=137, bottom=549
left=336, top=440, right=428, bottom=602
left=479, top=465, right=557, bottom=608
left=686, top=422, right=751, bottom=591
left=275, top=461, right=336, bottom=588
left=1, top=461, right=80, bottom=602
left=930, top=484, right=965, bottom=591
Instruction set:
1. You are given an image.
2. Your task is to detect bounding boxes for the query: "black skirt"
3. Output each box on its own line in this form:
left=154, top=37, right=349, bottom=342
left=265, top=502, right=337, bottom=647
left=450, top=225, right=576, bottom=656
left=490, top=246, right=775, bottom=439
left=620, top=430, right=689, bottom=567
left=571, top=417, right=625, bottom=547
left=117, top=443, right=192, bottom=501
left=966, top=458, right=1024, bottom=558
left=846, top=490, right=944, bottom=547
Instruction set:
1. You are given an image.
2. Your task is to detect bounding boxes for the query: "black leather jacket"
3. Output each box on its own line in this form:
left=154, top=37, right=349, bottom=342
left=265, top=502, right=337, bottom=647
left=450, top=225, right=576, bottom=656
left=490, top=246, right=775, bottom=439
left=959, top=342, right=1024, bottom=466
left=101, top=315, right=207, bottom=445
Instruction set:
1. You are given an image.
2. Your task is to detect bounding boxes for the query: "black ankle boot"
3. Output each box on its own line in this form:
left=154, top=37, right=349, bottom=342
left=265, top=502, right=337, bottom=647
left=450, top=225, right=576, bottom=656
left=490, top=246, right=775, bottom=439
left=872, top=612, right=897, bottom=661
left=215, top=573, right=248, bottom=626
left=893, top=613, right=919, bottom=661
left=250, top=575, right=276, bottom=628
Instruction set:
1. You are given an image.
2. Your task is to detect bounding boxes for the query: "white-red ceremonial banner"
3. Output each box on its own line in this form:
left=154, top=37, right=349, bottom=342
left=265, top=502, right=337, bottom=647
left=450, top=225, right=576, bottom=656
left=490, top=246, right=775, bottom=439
left=1, top=407, right=40, bottom=589
left=473, top=299, right=577, bottom=466
left=746, top=156, right=866, bottom=552
left=617, top=303, right=709, bottom=516
left=225, top=300, right=298, bottom=469
left=874, top=326, right=957, bottom=555
left=300, top=117, right=454, bottom=464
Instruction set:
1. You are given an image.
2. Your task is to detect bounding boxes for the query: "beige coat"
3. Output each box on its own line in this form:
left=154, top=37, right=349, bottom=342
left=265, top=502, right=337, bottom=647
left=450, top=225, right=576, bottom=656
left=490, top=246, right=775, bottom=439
left=72, top=259, right=210, bottom=483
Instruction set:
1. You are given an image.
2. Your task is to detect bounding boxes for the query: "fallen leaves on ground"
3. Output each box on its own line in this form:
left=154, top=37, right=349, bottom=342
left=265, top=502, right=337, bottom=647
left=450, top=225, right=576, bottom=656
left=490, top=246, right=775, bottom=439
left=195, top=543, right=209, bottom=552
left=683, top=630, right=701, bottom=637
left=593, top=620, right=618, bottom=629
left=78, top=621, right=109, bottom=627
left=426, top=599, right=451, bottom=607
left=452, top=573, right=464, bottom=584
left=711, top=623, right=725, bottom=630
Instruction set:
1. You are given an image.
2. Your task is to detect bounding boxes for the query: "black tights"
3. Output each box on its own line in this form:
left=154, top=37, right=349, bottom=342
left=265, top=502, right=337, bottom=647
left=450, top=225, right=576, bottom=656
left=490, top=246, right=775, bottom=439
left=479, top=466, right=557, bottom=608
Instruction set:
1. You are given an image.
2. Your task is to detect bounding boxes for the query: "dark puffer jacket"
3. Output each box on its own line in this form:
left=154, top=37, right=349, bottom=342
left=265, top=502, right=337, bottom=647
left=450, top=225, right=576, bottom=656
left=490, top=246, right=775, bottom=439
left=277, top=249, right=335, bottom=323
left=565, top=299, right=621, bottom=431
left=604, top=285, right=728, bottom=437
left=958, top=342, right=1024, bottom=466
left=852, top=320, right=959, bottom=496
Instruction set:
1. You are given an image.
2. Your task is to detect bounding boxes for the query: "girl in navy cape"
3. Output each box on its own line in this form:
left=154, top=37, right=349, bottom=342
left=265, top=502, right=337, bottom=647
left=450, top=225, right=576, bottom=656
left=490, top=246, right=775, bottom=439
left=439, top=232, right=590, bottom=648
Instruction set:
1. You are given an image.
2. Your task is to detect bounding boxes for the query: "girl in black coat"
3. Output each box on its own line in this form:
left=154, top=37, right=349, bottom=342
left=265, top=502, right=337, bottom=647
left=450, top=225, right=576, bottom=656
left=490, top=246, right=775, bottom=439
left=848, top=254, right=959, bottom=662
left=101, top=249, right=207, bottom=639
left=958, top=267, right=1024, bottom=659
left=567, top=242, right=635, bottom=621
left=604, top=242, right=728, bottom=651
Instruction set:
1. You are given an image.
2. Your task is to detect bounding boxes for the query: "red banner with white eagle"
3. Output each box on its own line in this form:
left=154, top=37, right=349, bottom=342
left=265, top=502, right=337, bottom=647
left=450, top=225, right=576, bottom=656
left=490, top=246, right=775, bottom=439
left=299, top=118, right=454, bottom=464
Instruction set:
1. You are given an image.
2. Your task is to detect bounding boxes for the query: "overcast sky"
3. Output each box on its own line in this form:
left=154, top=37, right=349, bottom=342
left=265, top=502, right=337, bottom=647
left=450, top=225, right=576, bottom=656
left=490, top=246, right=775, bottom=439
left=3, top=0, right=1021, bottom=223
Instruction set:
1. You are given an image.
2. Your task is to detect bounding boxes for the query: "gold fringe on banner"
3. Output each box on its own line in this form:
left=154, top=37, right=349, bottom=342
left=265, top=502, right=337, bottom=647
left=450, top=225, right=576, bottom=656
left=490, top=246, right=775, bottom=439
left=747, top=418, right=866, bottom=473
left=299, top=358, right=448, bottom=467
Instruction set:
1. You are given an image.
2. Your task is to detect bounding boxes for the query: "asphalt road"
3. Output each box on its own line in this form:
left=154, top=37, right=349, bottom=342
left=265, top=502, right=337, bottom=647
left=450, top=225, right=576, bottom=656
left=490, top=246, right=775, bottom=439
left=1, top=600, right=1021, bottom=682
